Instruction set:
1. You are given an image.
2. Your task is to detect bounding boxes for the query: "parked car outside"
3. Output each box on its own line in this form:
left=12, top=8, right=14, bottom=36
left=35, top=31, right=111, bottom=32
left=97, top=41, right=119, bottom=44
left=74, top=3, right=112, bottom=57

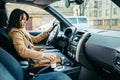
left=66, top=16, right=90, bottom=30
left=36, top=18, right=57, bottom=32
left=38, top=16, right=89, bottom=31
left=36, top=16, right=90, bottom=31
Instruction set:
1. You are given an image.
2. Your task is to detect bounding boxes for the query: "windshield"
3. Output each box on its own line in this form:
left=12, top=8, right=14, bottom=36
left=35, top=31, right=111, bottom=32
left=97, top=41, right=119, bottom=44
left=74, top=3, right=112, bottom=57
left=6, top=0, right=120, bottom=31
left=67, top=18, right=77, bottom=24
left=51, top=0, right=120, bottom=29
left=78, top=18, right=87, bottom=23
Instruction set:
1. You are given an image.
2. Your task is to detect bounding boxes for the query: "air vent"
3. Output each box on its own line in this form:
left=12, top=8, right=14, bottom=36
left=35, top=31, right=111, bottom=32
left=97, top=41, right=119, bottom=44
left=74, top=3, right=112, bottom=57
left=115, top=56, right=120, bottom=69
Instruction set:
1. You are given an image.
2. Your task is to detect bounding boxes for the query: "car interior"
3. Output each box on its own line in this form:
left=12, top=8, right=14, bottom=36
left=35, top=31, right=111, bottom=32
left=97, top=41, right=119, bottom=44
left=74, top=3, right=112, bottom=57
left=0, top=0, right=120, bottom=80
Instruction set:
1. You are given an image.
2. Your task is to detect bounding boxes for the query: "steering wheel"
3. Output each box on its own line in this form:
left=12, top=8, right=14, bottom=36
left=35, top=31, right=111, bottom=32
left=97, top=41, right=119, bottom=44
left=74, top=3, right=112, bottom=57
left=75, top=32, right=94, bottom=70
left=46, top=22, right=59, bottom=45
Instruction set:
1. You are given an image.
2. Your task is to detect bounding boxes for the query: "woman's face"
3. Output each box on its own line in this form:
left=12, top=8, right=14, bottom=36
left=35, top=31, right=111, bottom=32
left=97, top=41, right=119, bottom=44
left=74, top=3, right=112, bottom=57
left=19, top=13, right=27, bottom=28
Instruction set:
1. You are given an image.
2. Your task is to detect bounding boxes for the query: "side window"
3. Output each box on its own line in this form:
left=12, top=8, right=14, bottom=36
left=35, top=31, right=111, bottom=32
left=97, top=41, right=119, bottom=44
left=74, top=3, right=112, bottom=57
left=6, top=3, right=54, bottom=31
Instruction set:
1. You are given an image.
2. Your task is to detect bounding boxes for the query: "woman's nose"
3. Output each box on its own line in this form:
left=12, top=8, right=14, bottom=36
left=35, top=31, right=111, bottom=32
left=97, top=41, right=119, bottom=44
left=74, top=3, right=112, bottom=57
left=24, top=20, right=27, bottom=23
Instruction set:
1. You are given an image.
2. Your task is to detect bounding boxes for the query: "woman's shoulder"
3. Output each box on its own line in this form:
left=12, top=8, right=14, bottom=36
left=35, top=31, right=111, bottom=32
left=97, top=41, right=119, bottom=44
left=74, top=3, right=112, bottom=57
left=9, top=28, right=24, bottom=35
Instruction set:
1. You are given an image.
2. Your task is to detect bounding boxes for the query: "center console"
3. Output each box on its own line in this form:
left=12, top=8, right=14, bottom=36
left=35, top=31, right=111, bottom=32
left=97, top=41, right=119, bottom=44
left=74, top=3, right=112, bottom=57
left=67, top=31, right=84, bottom=59
left=43, top=49, right=80, bottom=79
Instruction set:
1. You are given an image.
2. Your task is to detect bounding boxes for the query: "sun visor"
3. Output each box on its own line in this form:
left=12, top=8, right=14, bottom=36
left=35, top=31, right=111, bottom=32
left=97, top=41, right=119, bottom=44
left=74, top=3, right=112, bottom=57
left=33, top=0, right=60, bottom=5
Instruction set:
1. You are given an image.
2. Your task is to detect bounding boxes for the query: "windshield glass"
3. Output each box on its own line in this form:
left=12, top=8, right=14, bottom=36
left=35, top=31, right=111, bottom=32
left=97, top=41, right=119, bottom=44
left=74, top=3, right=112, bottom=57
left=51, top=0, right=120, bottom=29
left=78, top=18, right=87, bottom=23
left=6, top=0, right=120, bottom=31
left=67, top=18, right=77, bottom=24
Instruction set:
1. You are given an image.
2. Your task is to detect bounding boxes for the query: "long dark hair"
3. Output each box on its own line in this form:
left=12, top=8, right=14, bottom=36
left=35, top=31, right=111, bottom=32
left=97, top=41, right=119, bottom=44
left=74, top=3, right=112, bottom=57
left=0, top=0, right=8, bottom=27
left=7, top=8, right=29, bottom=32
left=0, top=0, right=6, bottom=9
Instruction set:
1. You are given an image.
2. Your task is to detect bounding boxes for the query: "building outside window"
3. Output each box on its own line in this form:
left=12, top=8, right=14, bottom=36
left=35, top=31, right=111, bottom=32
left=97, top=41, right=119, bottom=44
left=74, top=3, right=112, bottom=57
left=104, top=19, right=110, bottom=26
left=105, top=9, right=109, bottom=16
left=98, top=1, right=102, bottom=8
left=113, top=8, right=117, bottom=15
left=94, top=10, right=97, bottom=17
left=99, top=10, right=102, bottom=17
left=94, top=1, right=98, bottom=8
left=112, top=19, right=118, bottom=26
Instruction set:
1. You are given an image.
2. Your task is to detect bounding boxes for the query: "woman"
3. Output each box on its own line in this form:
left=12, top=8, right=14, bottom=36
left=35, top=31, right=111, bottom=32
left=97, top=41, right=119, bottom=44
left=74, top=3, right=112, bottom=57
left=7, top=8, right=58, bottom=64
left=7, top=8, right=72, bottom=80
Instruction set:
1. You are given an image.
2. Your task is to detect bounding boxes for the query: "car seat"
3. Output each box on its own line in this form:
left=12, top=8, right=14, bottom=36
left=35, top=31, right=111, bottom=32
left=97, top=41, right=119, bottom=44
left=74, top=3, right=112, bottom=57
left=0, top=27, right=26, bottom=61
left=0, top=47, right=72, bottom=80
left=0, top=47, right=24, bottom=80
left=0, top=27, right=31, bottom=71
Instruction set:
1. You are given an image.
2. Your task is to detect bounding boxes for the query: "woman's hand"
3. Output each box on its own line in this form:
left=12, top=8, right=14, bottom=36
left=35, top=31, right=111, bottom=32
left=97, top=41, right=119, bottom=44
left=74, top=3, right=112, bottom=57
left=43, top=53, right=57, bottom=62
left=46, top=26, right=55, bottom=33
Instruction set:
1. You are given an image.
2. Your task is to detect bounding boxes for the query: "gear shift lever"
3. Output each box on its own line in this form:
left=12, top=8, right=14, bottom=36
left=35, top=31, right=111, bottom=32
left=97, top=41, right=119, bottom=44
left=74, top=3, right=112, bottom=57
left=61, top=57, right=66, bottom=65
left=54, top=57, right=71, bottom=71
left=54, top=57, right=66, bottom=71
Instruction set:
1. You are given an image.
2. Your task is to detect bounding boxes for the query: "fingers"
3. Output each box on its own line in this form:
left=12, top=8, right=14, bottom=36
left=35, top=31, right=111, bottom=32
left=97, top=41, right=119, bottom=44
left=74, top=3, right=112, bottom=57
left=44, top=53, right=57, bottom=62
left=46, top=27, right=53, bottom=32
left=47, top=25, right=56, bottom=32
left=49, top=55, right=56, bottom=62
left=49, top=54, right=57, bottom=62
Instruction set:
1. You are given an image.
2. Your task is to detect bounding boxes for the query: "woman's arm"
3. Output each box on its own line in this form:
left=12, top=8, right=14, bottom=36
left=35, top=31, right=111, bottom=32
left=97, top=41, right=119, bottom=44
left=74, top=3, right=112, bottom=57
left=9, top=31, right=44, bottom=61
left=30, top=31, right=48, bottom=43
left=30, top=25, right=56, bottom=43
left=9, top=30, right=57, bottom=62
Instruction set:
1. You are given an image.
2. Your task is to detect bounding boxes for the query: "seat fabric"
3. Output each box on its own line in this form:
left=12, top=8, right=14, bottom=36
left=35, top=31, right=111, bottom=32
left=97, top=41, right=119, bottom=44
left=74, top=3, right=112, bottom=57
left=0, top=27, right=25, bottom=61
left=0, top=47, right=24, bottom=80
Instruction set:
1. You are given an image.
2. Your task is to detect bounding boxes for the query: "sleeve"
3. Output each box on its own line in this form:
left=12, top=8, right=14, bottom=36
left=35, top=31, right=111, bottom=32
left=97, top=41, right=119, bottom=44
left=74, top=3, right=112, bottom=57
left=9, top=31, right=43, bottom=61
left=30, top=31, right=48, bottom=43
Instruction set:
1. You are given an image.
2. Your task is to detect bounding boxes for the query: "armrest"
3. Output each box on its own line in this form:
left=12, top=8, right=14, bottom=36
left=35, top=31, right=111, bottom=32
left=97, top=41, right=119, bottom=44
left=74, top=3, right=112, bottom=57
left=34, top=45, right=54, bottom=51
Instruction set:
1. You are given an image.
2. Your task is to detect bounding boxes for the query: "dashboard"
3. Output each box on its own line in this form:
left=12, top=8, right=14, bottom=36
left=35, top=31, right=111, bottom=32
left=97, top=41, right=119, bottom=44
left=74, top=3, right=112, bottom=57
left=64, top=27, right=89, bottom=61
left=85, top=34, right=120, bottom=72
left=67, top=31, right=84, bottom=59
left=63, top=27, right=120, bottom=80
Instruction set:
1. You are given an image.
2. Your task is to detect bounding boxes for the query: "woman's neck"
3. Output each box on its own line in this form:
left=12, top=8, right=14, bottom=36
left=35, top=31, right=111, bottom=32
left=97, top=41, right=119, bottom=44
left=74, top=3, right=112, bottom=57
left=19, top=27, right=26, bottom=31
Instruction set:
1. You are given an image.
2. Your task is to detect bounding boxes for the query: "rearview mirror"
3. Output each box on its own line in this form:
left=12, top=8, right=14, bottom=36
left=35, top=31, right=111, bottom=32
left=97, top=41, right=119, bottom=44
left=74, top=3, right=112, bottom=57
left=65, top=0, right=84, bottom=8
left=65, top=0, right=70, bottom=8
left=75, top=0, right=84, bottom=4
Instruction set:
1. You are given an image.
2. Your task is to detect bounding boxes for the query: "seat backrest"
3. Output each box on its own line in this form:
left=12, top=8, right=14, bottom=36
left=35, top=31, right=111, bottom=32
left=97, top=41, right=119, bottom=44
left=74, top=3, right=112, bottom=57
left=0, top=62, right=15, bottom=80
left=0, top=47, right=24, bottom=80
left=0, top=27, right=25, bottom=61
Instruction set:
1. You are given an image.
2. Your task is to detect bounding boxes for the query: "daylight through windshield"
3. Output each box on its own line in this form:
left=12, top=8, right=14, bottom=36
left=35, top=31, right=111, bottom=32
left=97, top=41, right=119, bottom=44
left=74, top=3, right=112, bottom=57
left=6, top=0, right=120, bottom=31
left=51, top=0, right=120, bottom=29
